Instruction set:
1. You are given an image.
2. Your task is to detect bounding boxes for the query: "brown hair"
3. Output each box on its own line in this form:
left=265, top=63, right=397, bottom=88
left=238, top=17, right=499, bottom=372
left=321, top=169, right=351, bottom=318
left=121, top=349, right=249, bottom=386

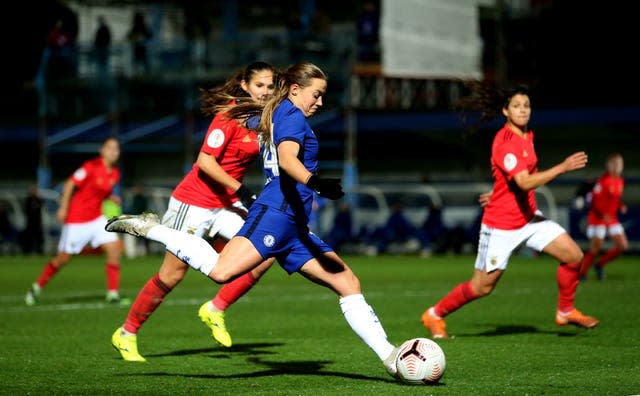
left=200, top=61, right=275, bottom=116
left=101, top=136, right=119, bottom=148
left=453, top=80, right=530, bottom=134
left=607, top=152, right=622, bottom=161
left=224, top=61, right=327, bottom=143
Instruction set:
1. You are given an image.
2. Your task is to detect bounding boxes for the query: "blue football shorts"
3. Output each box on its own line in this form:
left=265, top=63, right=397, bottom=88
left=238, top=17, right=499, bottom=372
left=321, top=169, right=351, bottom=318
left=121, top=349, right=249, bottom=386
left=236, top=204, right=333, bottom=274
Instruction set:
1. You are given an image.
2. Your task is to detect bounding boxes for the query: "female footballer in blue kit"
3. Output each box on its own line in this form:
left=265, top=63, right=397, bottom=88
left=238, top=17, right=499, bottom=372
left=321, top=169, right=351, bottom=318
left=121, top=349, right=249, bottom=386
left=106, top=62, right=401, bottom=378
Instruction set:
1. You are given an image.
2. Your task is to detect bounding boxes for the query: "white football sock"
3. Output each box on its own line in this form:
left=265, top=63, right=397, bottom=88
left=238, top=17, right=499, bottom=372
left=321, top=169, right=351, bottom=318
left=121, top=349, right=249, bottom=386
left=147, top=225, right=219, bottom=276
left=340, top=293, right=394, bottom=360
left=121, top=327, right=135, bottom=336
left=145, top=224, right=174, bottom=244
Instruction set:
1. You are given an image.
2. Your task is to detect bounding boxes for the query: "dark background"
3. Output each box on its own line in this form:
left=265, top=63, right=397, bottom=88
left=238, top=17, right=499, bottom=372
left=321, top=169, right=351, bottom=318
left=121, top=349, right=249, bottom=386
left=4, top=0, right=638, bottom=106
left=2, top=0, right=639, bottom=184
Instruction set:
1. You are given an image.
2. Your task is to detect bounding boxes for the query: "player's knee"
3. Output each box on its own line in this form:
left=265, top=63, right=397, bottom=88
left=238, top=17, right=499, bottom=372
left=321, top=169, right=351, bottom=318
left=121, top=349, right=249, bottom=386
left=209, top=268, right=232, bottom=284
left=618, top=240, right=629, bottom=251
left=590, top=241, right=603, bottom=253
left=160, top=269, right=186, bottom=287
left=338, top=269, right=361, bottom=293
left=476, top=284, right=494, bottom=297
left=346, top=270, right=360, bottom=288
left=568, top=249, right=583, bottom=264
left=54, top=255, right=71, bottom=266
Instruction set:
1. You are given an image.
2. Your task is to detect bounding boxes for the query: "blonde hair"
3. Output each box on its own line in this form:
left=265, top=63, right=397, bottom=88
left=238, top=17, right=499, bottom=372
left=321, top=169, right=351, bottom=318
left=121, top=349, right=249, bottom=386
left=225, top=62, right=327, bottom=143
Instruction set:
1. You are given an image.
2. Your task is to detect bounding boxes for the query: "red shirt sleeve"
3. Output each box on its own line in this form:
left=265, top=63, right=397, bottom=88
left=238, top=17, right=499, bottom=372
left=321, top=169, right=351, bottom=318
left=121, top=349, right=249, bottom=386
left=493, top=138, right=528, bottom=180
left=201, top=113, right=239, bottom=158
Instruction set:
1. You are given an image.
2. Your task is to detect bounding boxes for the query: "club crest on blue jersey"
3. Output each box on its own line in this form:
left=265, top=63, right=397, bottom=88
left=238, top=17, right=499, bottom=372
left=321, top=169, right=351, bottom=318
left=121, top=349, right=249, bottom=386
left=263, top=234, right=275, bottom=248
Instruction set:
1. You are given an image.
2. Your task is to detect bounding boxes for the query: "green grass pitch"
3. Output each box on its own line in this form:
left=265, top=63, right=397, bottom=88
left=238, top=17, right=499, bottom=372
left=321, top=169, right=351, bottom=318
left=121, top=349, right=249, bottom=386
left=1, top=252, right=639, bottom=395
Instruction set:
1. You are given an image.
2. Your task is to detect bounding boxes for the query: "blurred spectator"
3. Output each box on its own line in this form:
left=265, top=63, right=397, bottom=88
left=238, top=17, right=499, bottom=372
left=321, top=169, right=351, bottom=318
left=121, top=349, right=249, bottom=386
left=124, top=183, right=150, bottom=257
left=421, top=202, right=447, bottom=253
left=93, top=15, right=111, bottom=75
left=286, top=9, right=305, bottom=59
left=356, top=1, right=380, bottom=62
left=465, top=208, right=484, bottom=253
left=372, top=201, right=431, bottom=257
left=568, top=176, right=595, bottom=241
left=46, top=18, right=71, bottom=50
left=439, top=198, right=486, bottom=255
left=0, top=204, right=19, bottom=254
left=189, top=25, right=207, bottom=74
left=131, top=183, right=149, bottom=215
left=127, top=11, right=152, bottom=74
left=43, top=18, right=76, bottom=80
left=327, top=201, right=355, bottom=252
left=183, top=4, right=211, bottom=72
left=303, top=10, right=331, bottom=60
left=443, top=224, right=469, bottom=255
left=20, top=185, right=44, bottom=254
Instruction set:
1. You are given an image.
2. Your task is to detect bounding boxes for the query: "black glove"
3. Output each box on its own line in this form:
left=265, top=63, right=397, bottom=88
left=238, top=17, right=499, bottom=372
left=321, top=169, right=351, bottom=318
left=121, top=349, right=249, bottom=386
left=306, top=175, right=344, bottom=200
left=236, top=184, right=257, bottom=209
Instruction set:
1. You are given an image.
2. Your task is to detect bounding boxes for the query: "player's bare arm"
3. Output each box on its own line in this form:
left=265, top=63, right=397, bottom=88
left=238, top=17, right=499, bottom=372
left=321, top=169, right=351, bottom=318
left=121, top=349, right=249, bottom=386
left=56, top=178, right=75, bottom=222
left=478, top=191, right=492, bottom=207
left=197, top=151, right=241, bottom=191
left=513, top=151, right=587, bottom=191
left=277, top=140, right=309, bottom=183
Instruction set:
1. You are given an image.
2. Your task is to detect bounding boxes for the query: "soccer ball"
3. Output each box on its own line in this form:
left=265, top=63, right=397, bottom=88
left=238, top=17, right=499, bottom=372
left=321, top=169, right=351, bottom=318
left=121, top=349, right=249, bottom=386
left=395, top=337, right=446, bottom=385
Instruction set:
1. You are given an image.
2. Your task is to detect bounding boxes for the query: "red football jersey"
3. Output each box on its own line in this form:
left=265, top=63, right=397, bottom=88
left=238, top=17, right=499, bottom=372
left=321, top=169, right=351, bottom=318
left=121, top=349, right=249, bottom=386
left=172, top=110, right=260, bottom=208
left=66, top=157, right=120, bottom=223
left=587, top=172, right=624, bottom=225
left=482, top=124, right=538, bottom=229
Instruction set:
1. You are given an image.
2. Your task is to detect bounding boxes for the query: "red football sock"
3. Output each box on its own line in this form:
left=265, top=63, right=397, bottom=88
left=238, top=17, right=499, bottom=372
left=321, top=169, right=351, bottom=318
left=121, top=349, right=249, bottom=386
left=579, top=252, right=595, bottom=276
left=557, top=262, right=580, bottom=312
left=597, top=247, right=621, bottom=268
left=36, top=261, right=60, bottom=288
left=212, top=272, right=257, bottom=311
left=123, top=274, right=172, bottom=334
left=433, top=281, right=479, bottom=318
left=105, top=262, right=120, bottom=292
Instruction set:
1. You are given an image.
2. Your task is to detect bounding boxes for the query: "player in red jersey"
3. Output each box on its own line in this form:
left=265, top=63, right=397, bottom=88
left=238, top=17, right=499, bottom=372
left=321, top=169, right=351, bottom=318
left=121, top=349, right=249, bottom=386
left=110, top=62, right=276, bottom=362
left=420, top=83, right=599, bottom=339
left=25, top=137, right=123, bottom=305
left=579, top=153, right=627, bottom=281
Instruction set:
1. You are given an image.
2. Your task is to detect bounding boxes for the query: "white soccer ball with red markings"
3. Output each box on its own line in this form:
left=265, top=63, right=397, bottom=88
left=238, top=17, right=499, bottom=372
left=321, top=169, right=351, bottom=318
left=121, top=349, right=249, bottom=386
left=395, top=337, right=446, bottom=385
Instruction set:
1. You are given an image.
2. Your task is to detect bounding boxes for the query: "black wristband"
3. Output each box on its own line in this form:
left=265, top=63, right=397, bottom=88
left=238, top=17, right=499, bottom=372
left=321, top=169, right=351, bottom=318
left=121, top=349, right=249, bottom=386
left=306, top=175, right=319, bottom=191
left=236, top=184, right=257, bottom=209
left=236, top=184, right=252, bottom=198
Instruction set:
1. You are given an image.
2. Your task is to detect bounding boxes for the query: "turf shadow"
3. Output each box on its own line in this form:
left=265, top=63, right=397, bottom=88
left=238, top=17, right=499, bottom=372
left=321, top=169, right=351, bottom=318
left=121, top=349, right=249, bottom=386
left=127, top=356, right=393, bottom=383
left=62, top=294, right=107, bottom=303
left=144, top=342, right=284, bottom=358
left=460, top=324, right=581, bottom=337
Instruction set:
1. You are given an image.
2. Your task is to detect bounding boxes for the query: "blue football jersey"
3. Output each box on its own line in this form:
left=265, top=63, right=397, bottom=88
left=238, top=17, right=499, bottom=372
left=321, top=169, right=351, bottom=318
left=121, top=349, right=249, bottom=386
left=255, top=99, right=319, bottom=222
